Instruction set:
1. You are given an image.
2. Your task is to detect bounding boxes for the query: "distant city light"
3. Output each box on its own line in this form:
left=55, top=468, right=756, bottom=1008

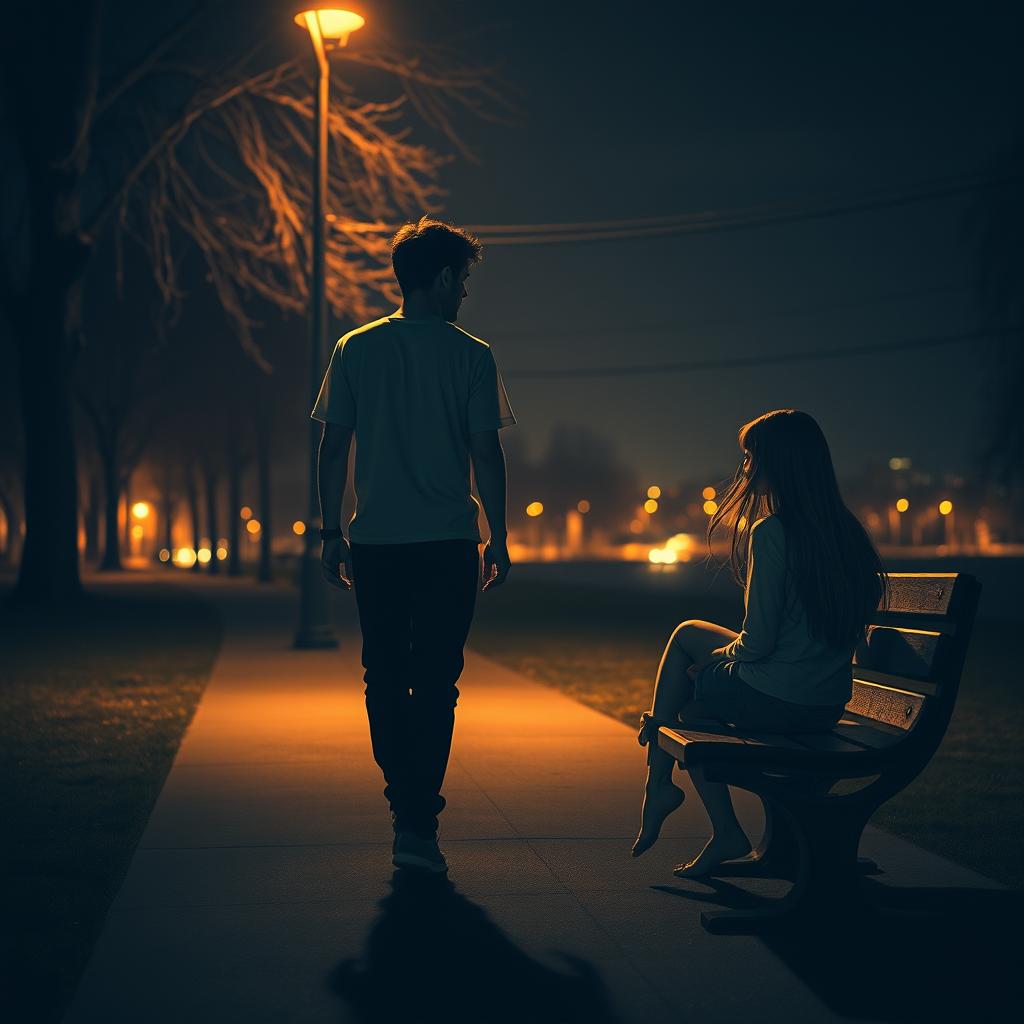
left=889, top=457, right=912, bottom=471
left=216, top=546, right=228, bottom=560
left=240, top=506, right=253, bottom=521
left=174, top=547, right=197, bottom=568
left=647, top=485, right=661, bottom=500
left=158, top=548, right=170, bottom=562
left=197, top=547, right=212, bottom=564
left=292, top=520, right=306, bottom=536
left=526, top=501, right=544, bottom=518
left=702, top=486, right=716, bottom=500
left=131, top=501, right=151, bottom=519
left=246, top=519, right=262, bottom=534
left=703, top=499, right=719, bottom=516
left=130, top=524, right=144, bottom=540
left=577, top=500, right=590, bottom=515
left=939, top=500, right=953, bottom=516
left=896, top=498, right=910, bottom=513
left=648, top=547, right=678, bottom=565
left=666, top=534, right=693, bottom=551
left=644, top=499, right=659, bottom=514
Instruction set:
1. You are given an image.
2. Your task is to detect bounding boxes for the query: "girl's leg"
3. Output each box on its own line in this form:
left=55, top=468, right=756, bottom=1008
left=672, top=765, right=752, bottom=877
left=632, top=620, right=737, bottom=857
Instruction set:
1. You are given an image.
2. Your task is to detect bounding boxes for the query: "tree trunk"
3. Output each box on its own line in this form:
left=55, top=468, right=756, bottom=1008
left=161, top=494, right=174, bottom=567
left=84, top=471, right=101, bottom=564
left=227, top=426, right=244, bottom=577
left=0, top=486, right=15, bottom=566
left=203, top=467, right=220, bottom=575
left=14, top=330, right=85, bottom=599
left=99, top=440, right=122, bottom=571
left=122, top=469, right=133, bottom=556
left=256, top=420, right=273, bottom=583
left=6, top=1, right=101, bottom=604
left=185, top=462, right=202, bottom=574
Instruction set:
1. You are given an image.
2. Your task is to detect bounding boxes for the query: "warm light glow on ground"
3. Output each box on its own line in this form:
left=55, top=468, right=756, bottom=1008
left=197, top=547, right=212, bottom=564
left=158, top=548, right=170, bottom=562
left=644, top=499, right=659, bottom=514
left=939, top=500, right=953, bottom=516
left=577, top=500, right=590, bottom=514
left=240, top=506, right=253, bottom=521
left=131, top=524, right=144, bottom=540
left=131, top=501, right=151, bottom=519
left=526, top=502, right=544, bottom=517
left=703, top=499, right=719, bottom=515
left=896, top=498, right=910, bottom=513
left=175, top=548, right=197, bottom=568
left=247, top=519, right=262, bottom=535
left=702, top=486, right=716, bottom=500
left=292, top=521, right=306, bottom=536
left=647, top=485, right=661, bottom=500
left=216, top=547, right=228, bottom=560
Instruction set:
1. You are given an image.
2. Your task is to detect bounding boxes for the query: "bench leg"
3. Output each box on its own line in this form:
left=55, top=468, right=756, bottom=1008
left=701, top=801, right=872, bottom=935
left=711, top=796, right=881, bottom=881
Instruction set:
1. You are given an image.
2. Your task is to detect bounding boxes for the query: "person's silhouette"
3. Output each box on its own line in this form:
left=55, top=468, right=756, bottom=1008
left=312, top=218, right=515, bottom=873
left=327, top=872, right=622, bottom=1024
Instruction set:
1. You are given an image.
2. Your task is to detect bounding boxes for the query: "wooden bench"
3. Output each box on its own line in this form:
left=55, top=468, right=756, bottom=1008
left=657, top=572, right=981, bottom=934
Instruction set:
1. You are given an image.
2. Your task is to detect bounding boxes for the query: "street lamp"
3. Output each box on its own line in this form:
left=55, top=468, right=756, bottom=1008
left=292, top=5, right=366, bottom=650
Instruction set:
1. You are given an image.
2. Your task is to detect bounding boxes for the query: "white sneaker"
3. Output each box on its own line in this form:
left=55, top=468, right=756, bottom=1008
left=392, top=832, right=448, bottom=874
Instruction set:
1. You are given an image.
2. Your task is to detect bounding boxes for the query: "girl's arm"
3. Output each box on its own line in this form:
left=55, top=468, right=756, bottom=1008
left=713, top=517, right=787, bottom=663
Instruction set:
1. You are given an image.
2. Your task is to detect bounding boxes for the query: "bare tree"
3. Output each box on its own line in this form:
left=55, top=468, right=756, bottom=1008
left=0, top=3, right=506, bottom=603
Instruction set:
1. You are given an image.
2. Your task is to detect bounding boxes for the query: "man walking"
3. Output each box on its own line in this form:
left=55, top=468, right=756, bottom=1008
left=311, top=217, right=515, bottom=874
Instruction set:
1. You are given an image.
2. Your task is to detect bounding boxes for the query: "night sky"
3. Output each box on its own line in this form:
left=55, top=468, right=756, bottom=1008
left=94, top=1, right=1024, bottom=500
left=381, top=0, right=1022, bottom=488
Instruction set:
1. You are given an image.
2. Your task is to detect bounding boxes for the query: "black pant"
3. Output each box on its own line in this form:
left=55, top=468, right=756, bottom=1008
left=350, top=539, right=480, bottom=838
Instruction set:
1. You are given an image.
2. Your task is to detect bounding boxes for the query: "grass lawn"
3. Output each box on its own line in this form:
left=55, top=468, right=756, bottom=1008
left=471, top=578, right=1024, bottom=889
left=0, top=586, right=222, bottom=1024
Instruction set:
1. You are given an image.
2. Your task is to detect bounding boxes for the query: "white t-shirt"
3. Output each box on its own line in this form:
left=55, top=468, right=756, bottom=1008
left=310, top=313, right=516, bottom=544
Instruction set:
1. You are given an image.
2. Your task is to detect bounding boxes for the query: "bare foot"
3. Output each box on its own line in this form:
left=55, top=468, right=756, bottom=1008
left=672, top=832, right=752, bottom=878
left=631, top=782, right=685, bottom=857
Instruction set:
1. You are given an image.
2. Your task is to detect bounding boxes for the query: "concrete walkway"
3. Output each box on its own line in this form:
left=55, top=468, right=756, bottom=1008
left=64, top=577, right=1009, bottom=1024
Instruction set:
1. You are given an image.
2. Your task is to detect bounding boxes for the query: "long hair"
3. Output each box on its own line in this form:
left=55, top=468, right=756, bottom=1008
left=708, top=409, right=887, bottom=649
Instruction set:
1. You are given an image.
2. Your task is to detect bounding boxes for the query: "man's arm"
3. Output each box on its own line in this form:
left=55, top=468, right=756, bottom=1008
left=469, top=429, right=510, bottom=591
left=317, top=422, right=354, bottom=589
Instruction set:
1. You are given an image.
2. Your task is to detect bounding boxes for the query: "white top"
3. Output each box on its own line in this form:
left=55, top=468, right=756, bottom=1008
left=311, top=314, right=516, bottom=545
left=713, top=515, right=854, bottom=707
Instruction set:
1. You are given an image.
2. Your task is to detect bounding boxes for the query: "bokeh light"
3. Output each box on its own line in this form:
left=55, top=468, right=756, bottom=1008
left=703, top=500, right=719, bottom=516
left=526, top=502, right=544, bottom=518
left=896, top=498, right=910, bottom=513
left=702, top=486, right=716, bottom=501
left=647, top=485, right=661, bottom=500
left=246, top=519, right=262, bottom=535
left=240, top=506, right=253, bottom=521
left=644, top=499, right=659, bottom=514
left=939, top=500, right=953, bottom=516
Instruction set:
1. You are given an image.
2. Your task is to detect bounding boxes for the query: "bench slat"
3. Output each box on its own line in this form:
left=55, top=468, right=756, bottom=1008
left=854, top=626, right=944, bottom=684
left=847, top=680, right=924, bottom=730
left=882, top=573, right=959, bottom=615
left=833, top=715, right=904, bottom=749
left=787, top=731, right=868, bottom=754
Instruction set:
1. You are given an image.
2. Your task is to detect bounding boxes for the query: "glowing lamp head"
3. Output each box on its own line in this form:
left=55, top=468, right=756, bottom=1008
left=294, top=6, right=366, bottom=48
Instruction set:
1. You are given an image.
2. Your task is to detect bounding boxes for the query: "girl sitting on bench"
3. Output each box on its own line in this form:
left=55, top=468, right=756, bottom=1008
left=632, top=408, right=886, bottom=877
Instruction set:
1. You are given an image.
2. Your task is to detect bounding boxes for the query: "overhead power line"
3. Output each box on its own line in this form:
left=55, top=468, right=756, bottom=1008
left=502, top=325, right=1020, bottom=380
left=330, top=169, right=1022, bottom=246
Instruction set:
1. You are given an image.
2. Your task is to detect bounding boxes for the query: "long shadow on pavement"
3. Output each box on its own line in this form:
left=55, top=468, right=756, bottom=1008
left=654, top=877, right=1021, bottom=1020
left=327, top=870, right=624, bottom=1024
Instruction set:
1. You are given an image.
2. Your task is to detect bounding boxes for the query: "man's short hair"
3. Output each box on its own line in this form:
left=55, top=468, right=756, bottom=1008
left=390, top=217, right=483, bottom=293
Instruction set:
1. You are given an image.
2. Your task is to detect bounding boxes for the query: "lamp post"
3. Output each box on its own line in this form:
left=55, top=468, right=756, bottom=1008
left=292, top=5, right=366, bottom=649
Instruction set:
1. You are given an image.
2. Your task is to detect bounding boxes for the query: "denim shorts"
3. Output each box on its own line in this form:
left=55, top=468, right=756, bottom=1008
left=686, top=660, right=845, bottom=733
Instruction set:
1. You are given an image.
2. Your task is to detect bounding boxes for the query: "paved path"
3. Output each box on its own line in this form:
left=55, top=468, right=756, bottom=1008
left=65, top=576, right=1008, bottom=1024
